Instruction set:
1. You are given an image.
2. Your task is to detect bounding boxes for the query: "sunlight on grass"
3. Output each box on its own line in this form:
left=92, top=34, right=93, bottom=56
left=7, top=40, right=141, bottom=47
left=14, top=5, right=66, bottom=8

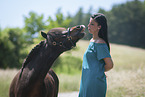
left=0, top=69, right=18, bottom=97
left=107, top=68, right=145, bottom=97
left=111, top=43, right=145, bottom=71
left=58, top=74, right=81, bottom=92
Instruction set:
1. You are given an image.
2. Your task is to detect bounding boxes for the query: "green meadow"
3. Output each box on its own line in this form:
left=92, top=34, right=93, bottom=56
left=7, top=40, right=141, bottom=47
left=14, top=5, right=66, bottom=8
left=0, top=40, right=145, bottom=97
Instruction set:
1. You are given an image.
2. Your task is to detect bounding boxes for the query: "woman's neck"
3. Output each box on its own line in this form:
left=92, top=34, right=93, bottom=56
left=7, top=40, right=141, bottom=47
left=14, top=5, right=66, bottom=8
left=93, top=36, right=99, bottom=40
left=92, top=32, right=99, bottom=39
left=91, top=34, right=105, bottom=43
left=92, top=33, right=100, bottom=41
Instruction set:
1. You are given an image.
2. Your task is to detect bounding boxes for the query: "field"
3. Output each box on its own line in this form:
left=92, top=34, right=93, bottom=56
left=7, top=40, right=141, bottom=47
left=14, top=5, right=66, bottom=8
left=0, top=40, right=145, bottom=97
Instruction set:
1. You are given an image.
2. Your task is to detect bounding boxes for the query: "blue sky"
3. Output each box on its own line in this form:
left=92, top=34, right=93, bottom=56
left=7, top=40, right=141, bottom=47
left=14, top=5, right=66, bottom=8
left=0, top=0, right=130, bottom=29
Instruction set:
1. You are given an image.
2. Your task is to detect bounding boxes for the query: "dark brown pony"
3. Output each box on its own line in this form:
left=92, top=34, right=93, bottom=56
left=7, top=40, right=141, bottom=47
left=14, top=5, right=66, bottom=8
left=9, top=25, right=85, bottom=97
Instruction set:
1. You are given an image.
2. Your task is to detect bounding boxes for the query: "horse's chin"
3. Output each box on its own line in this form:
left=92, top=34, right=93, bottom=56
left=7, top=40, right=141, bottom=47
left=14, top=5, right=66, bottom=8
left=77, top=32, right=85, bottom=39
left=63, top=32, right=85, bottom=51
left=72, top=32, right=85, bottom=43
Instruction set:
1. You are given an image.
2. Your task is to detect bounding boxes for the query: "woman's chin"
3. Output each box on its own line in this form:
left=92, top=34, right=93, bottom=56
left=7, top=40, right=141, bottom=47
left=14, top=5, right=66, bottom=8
left=88, top=31, right=92, bottom=34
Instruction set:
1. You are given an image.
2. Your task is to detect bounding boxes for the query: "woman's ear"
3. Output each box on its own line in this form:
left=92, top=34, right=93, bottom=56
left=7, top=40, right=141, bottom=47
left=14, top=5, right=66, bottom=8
left=41, top=31, right=47, bottom=39
left=98, top=25, right=101, bottom=29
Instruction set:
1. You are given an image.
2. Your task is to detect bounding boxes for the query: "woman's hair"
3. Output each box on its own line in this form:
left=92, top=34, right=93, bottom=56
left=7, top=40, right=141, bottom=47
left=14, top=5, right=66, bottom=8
left=91, top=13, right=110, bottom=51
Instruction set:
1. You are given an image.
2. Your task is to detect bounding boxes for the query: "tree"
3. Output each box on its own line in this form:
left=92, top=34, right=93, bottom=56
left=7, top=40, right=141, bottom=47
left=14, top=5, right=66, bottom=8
left=70, top=7, right=84, bottom=26
left=24, top=11, right=45, bottom=43
left=0, top=28, right=27, bottom=68
left=45, top=8, right=72, bottom=31
left=82, top=7, right=93, bottom=40
left=108, top=0, right=145, bottom=48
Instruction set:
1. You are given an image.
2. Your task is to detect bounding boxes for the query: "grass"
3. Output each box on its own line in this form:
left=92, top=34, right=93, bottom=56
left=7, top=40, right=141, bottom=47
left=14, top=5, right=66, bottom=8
left=58, top=74, right=81, bottom=92
left=0, top=69, right=18, bottom=97
left=0, top=40, right=145, bottom=97
left=52, top=55, right=82, bottom=74
left=107, top=68, right=145, bottom=97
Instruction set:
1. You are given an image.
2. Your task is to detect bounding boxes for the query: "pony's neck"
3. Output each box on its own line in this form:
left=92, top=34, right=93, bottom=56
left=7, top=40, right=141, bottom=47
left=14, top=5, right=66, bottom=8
left=23, top=44, right=62, bottom=82
left=37, top=46, right=62, bottom=78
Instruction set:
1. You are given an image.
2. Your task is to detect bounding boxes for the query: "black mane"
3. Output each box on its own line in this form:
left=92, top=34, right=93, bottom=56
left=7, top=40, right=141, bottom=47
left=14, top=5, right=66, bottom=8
left=19, top=40, right=45, bottom=78
left=22, top=41, right=45, bottom=67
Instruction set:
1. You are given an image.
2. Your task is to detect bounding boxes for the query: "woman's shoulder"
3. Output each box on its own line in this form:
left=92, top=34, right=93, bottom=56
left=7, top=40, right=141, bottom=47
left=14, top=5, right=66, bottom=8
left=90, top=38, right=106, bottom=44
left=95, top=38, right=106, bottom=44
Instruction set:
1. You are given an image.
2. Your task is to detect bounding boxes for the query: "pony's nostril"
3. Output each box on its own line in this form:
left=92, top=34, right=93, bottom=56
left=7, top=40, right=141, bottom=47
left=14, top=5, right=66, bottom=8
left=76, top=25, right=80, bottom=28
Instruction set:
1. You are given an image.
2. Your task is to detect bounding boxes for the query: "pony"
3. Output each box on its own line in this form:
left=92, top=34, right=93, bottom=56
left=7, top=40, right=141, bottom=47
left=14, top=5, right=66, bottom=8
left=9, top=25, right=85, bottom=97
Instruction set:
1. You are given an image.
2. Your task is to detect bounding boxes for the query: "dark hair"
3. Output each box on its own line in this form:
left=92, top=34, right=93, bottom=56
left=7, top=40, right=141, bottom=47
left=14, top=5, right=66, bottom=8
left=91, top=13, right=110, bottom=51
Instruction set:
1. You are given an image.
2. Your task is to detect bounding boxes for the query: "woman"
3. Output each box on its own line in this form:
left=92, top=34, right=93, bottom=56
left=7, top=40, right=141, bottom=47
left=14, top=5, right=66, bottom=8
left=78, top=13, right=114, bottom=97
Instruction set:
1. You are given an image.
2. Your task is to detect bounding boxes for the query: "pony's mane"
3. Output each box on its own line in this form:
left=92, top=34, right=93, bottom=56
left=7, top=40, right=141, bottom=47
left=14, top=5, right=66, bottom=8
left=22, top=40, right=45, bottom=68
left=19, top=40, right=45, bottom=79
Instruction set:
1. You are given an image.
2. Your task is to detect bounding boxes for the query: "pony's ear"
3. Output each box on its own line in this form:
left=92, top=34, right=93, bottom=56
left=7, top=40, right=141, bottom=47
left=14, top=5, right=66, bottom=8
left=41, top=31, right=47, bottom=39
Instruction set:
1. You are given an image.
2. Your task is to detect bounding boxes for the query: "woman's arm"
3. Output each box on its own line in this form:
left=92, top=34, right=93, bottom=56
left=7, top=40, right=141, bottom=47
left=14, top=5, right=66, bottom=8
left=103, top=57, right=114, bottom=72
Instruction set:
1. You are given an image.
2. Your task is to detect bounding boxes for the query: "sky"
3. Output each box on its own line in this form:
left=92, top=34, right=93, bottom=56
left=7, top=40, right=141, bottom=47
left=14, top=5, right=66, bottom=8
left=0, top=0, right=130, bottom=29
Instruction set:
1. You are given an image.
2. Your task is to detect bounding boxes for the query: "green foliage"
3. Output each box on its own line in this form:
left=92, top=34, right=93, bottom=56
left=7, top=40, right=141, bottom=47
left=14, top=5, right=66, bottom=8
left=52, top=55, right=82, bottom=74
left=45, top=8, right=72, bottom=30
left=1, top=0, right=145, bottom=69
left=70, top=7, right=83, bottom=26
left=70, top=7, right=92, bottom=40
left=23, top=11, right=45, bottom=44
left=0, top=28, right=27, bottom=68
left=0, top=10, right=72, bottom=69
left=69, top=1, right=145, bottom=48
left=24, top=11, right=45, bottom=35
left=37, top=8, right=72, bottom=42
left=105, top=0, right=145, bottom=48
left=1, top=41, right=145, bottom=96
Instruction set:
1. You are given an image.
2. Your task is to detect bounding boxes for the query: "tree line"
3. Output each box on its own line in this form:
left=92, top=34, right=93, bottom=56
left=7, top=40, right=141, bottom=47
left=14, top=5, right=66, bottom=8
left=0, top=0, right=145, bottom=68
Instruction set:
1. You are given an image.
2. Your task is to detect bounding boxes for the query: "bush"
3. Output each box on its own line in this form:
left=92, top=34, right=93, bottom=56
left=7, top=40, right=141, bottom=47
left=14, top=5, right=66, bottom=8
left=52, top=55, right=82, bottom=74
left=0, top=28, right=28, bottom=68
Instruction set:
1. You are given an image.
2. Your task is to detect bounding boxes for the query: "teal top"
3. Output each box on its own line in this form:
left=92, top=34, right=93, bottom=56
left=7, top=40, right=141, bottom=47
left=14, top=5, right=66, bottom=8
left=79, top=42, right=111, bottom=97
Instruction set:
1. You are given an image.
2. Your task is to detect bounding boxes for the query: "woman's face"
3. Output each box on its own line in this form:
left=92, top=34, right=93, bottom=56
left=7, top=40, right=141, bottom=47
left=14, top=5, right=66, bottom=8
left=88, top=18, right=101, bottom=34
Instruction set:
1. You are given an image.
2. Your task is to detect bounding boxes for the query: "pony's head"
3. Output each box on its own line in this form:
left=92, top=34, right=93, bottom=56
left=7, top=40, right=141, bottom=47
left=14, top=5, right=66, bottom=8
left=41, top=25, right=85, bottom=51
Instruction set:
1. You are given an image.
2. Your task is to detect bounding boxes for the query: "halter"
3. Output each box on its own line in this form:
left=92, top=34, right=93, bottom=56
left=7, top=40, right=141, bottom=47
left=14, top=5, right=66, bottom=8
left=49, top=28, right=76, bottom=50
